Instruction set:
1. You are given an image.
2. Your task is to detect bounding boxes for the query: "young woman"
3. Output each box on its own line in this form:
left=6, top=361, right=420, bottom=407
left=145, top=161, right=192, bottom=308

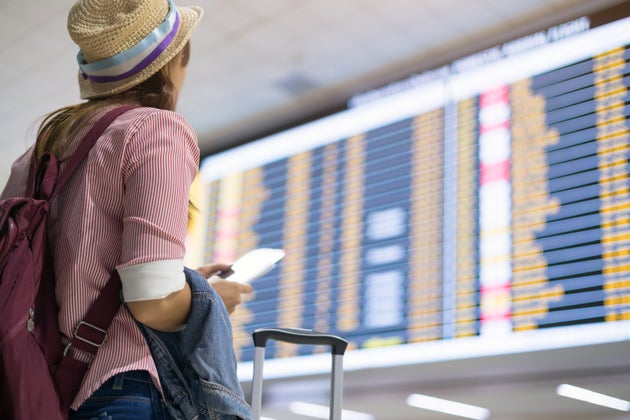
left=1, top=0, right=252, bottom=418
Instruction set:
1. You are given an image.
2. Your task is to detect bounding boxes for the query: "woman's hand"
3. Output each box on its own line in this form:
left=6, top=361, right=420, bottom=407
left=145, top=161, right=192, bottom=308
left=196, top=263, right=254, bottom=313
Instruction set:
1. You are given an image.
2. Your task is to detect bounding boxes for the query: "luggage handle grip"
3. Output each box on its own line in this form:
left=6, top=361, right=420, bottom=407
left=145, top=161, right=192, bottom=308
left=253, top=327, right=348, bottom=355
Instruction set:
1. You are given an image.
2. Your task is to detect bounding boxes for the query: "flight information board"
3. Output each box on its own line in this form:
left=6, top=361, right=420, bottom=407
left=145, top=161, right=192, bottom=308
left=188, top=15, right=630, bottom=363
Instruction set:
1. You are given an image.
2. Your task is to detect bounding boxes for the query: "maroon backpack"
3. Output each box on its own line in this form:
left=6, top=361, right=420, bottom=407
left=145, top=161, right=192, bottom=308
left=0, top=106, right=135, bottom=419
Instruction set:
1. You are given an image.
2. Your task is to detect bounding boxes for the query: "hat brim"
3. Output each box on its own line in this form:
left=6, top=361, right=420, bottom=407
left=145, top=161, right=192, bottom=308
left=78, top=5, right=203, bottom=99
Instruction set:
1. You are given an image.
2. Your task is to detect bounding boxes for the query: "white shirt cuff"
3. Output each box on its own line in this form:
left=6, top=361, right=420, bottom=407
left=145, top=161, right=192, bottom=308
left=119, top=259, right=186, bottom=302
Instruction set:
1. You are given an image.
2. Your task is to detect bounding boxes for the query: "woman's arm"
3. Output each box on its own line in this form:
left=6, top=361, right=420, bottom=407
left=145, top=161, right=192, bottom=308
left=126, top=282, right=193, bottom=332
left=126, top=262, right=253, bottom=331
left=118, top=109, right=199, bottom=331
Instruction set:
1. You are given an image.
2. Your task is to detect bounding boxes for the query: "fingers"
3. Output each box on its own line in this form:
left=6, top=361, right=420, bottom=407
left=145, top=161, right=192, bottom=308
left=196, top=262, right=256, bottom=314
left=196, top=262, right=232, bottom=278
left=206, top=277, right=254, bottom=314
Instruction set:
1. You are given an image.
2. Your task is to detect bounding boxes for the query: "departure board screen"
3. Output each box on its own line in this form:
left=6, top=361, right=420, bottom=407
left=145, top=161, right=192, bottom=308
left=187, top=15, right=630, bottom=364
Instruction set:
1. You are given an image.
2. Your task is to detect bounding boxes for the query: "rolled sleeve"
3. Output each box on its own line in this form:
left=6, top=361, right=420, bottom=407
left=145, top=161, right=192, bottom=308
left=119, top=259, right=186, bottom=302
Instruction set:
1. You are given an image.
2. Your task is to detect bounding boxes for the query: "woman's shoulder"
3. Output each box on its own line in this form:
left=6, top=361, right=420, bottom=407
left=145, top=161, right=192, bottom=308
left=105, top=106, right=199, bottom=167
left=103, top=106, right=198, bottom=150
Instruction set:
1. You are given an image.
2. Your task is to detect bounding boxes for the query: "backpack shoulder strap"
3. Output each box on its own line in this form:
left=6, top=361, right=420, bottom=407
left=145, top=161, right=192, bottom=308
left=68, top=270, right=122, bottom=356
left=26, top=105, right=138, bottom=200
left=50, top=105, right=138, bottom=200
left=48, top=105, right=137, bottom=411
left=55, top=270, right=124, bottom=411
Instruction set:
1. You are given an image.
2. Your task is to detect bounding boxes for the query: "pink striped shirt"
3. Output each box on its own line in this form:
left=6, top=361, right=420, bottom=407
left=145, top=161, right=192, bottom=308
left=1, top=106, right=199, bottom=409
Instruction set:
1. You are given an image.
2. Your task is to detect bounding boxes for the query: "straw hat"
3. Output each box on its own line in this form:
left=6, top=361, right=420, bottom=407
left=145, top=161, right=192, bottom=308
left=67, top=0, right=203, bottom=99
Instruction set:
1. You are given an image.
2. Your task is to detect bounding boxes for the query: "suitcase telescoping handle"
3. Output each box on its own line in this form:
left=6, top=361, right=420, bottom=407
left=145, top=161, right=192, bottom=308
left=251, top=328, right=348, bottom=420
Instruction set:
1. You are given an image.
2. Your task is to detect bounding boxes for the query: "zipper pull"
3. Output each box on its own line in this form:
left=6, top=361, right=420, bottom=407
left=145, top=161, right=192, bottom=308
left=27, top=308, right=35, bottom=333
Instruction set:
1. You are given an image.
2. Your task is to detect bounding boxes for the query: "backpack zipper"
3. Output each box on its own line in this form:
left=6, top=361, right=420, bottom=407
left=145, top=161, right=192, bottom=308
left=27, top=308, right=35, bottom=333
left=0, top=312, right=31, bottom=348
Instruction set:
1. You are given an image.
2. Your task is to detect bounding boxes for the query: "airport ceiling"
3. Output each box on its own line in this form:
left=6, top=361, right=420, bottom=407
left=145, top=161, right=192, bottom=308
left=0, top=0, right=627, bottom=181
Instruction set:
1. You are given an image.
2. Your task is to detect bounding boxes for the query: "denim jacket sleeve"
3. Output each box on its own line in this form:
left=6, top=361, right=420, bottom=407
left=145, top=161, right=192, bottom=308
left=136, top=267, right=253, bottom=420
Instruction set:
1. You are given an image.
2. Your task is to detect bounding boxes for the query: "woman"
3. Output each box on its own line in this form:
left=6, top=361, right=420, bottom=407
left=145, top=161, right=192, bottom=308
left=1, top=0, right=252, bottom=418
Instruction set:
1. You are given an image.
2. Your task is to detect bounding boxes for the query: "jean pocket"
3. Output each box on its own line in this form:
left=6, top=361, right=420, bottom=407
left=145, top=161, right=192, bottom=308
left=70, top=371, right=160, bottom=420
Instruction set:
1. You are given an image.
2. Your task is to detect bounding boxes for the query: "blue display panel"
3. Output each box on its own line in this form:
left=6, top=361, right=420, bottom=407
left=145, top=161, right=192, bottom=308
left=188, top=16, right=630, bottom=364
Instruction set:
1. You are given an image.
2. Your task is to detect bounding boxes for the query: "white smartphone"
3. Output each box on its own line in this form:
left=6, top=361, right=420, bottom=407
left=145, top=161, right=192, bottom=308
left=218, top=248, right=285, bottom=284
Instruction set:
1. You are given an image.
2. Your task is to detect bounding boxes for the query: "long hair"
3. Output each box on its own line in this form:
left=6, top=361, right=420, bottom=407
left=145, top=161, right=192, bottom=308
left=34, top=42, right=190, bottom=160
